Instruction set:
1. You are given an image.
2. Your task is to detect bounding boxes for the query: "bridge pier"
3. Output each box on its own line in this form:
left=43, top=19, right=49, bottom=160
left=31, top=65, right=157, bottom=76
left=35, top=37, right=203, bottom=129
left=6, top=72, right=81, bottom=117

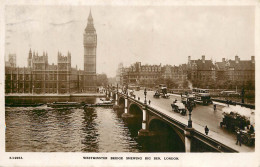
left=113, top=93, right=120, bottom=110
left=106, top=89, right=108, bottom=98
left=124, top=97, right=128, bottom=113
left=138, top=106, right=150, bottom=136
left=115, top=93, right=118, bottom=105
left=184, top=127, right=194, bottom=152
left=121, top=97, right=140, bottom=125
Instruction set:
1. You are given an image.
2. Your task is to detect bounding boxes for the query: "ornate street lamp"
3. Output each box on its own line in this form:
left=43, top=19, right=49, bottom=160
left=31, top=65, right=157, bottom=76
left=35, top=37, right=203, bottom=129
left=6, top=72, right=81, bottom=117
left=186, top=96, right=193, bottom=128
left=125, top=84, right=128, bottom=95
left=241, top=87, right=245, bottom=104
left=106, top=85, right=109, bottom=97
left=144, top=88, right=147, bottom=104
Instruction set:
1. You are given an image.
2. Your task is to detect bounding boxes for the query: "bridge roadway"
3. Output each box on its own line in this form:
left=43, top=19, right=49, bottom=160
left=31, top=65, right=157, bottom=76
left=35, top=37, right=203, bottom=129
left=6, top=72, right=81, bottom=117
left=132, top=90, right=254, bottom=152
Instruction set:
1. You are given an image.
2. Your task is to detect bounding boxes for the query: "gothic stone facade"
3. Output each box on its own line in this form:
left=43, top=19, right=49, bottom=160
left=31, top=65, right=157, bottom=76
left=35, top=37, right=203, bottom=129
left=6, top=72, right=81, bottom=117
left=5, top=11, right=97, bottom=94
left=83, top=10, right=97, bottom=91
left=5, top=51, right=85, bottom=94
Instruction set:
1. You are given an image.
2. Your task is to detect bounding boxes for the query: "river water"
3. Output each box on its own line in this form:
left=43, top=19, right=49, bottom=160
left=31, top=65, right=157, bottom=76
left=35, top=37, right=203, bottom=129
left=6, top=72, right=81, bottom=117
left=5, top=97, right=181, bottom=152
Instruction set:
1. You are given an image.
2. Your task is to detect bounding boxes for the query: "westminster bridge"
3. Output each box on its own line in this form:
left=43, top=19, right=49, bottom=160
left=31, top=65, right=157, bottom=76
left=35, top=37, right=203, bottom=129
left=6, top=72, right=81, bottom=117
left=105, top=88, right=244, bottom=153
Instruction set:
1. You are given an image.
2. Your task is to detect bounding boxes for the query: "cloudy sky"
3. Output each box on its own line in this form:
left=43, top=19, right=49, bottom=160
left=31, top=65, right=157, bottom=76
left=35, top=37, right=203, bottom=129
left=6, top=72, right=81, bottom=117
left=5, top=6, right=255, bottom=77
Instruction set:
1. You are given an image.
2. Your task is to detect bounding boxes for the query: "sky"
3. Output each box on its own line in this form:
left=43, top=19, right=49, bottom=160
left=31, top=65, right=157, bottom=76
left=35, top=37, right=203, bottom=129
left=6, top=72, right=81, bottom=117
left=5, top=6, right=255, bottom=77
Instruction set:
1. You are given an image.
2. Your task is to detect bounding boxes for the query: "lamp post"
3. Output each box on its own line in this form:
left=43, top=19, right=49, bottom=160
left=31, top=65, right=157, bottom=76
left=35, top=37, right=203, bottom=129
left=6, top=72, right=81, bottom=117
left=126, top=84, right=128, bottom=95
left=186, top=96, right=193, bottom=128
left=106, top=85, right=109, bottom=98
left=144, top=88, right=147, bottom=104
left=241, top=87, right=245, bottom=104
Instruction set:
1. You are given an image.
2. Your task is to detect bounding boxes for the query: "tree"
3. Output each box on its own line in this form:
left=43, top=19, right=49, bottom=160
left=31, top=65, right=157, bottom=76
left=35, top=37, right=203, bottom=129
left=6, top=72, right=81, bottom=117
left=97, top=73, right=108, bottom=86
left=165, top=78, right=178, bottom=89
left=182, top=80, right=188, bottom=89
left=206, top=78, right=216, bottom=89
left=245, top=80, right=255, bottom=90
left=154, top=76, right=164, bottom=86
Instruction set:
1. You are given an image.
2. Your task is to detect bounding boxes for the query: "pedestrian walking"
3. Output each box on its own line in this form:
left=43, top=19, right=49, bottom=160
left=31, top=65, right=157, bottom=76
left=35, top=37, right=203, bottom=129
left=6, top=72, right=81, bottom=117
left=236, top=130, right=242, bottom=146
left=213, top=104, right=216, bottom=111
left=148, top=100, right=151, bottom=105
left=205, top=126, right=209, bottom=135
left=138, top=97, right=140, bottom=100
left=249, top=125, right=255, bottom=133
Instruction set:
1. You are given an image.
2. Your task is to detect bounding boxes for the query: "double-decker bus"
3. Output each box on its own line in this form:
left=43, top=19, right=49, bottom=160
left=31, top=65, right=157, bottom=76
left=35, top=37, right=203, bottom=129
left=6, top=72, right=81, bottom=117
left=128, top=85, right=140, bottom=91
left=159, top=84, right=167, bottom=95
left=192, top=88, right=211, bottom=105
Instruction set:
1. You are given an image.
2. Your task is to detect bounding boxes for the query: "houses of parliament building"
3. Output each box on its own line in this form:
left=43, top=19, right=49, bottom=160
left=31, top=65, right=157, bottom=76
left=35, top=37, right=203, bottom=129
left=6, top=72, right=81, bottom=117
left=5, top=11, right=97, bottom=94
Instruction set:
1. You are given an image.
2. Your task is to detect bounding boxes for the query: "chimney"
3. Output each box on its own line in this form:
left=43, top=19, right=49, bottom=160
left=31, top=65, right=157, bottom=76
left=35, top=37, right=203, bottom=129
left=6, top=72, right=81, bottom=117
left=202, top=55, right=205, bottom=63
left=235, top=55, right=239, bottom=63
left=251, top=56, right=255, bottom=63
left=222, top=58, right=225, bottom=62
left=188, top=56, right=191, bottom=64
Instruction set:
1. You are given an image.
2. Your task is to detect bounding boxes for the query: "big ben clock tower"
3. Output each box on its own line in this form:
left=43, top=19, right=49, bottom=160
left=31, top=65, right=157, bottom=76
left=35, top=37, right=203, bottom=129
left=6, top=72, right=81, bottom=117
left=83, top=10, right=97, bottom=92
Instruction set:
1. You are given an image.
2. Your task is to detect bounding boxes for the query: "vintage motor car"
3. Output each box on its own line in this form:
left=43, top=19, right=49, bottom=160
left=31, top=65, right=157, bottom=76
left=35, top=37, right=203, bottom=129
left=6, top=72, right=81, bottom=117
left=161, top=93, right=170, bottom=99
left=220, top=111, right=255, bottom=146
left=153, top=91, right=160, bottom=98
left=171, top=101, right=186, bottom=115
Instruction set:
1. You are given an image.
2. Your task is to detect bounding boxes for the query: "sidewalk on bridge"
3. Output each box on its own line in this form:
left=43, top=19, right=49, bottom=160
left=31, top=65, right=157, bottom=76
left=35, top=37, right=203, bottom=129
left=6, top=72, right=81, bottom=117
left=5, top=93, right=105, bottom=97
left=137, top=95, right=254, bottom=152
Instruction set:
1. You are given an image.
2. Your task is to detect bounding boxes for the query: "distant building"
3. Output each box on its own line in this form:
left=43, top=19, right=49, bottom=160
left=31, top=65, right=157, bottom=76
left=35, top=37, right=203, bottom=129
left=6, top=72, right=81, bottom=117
left=161, top=64, right=188, bottom=88
left=5, top=50, right=82, bottom=94
left=187, top=55, right=216, bottom=83
left=116, top=63, right=124, bottom=85
left=215, top=55, right=255, bottom=84
left=187, top=55, right=255, bottom=88
left=5, top=54, right=16, bottom=67
left=162, top=65, right=172, bottom=79
left=172, top=64, right=188, bottom=87
left=119, top=62, right=162, bottom=87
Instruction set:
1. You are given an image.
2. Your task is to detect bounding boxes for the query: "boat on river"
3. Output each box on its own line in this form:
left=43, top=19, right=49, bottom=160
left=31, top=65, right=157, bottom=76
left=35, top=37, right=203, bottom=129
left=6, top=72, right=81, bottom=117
left=84, top=100, right=113, bottom=108
left=5, top=103, right=44, bottom=107
left=47, top=102, right=84, bottom=108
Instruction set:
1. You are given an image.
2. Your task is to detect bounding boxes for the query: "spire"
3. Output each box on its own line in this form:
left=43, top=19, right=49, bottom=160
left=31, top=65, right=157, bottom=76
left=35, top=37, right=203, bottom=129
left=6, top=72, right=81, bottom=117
left=85, top=10, right=96, bottom=32
left=29, top=48, right=32, bottom=58
left=88, top=9, right=93, bottom=21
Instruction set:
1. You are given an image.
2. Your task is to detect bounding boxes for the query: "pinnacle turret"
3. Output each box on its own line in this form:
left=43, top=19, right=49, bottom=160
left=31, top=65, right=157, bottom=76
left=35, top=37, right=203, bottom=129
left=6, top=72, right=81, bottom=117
left=28, top=48, right=32, bottom=58
left=88, top=9, right=93, bottom=21
left=85, top=10, right=96, bottom=32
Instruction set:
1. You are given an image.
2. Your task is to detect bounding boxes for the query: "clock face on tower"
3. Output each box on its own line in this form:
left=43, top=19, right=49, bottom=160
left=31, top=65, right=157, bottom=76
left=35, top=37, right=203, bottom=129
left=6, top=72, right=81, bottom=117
left=87, top=36, right=92, bottom=42
left=87, top=36, right=95, bottom=43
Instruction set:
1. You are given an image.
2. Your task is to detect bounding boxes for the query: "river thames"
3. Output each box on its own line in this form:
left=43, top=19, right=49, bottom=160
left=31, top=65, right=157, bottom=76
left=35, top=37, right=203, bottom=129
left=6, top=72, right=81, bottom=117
left=5, top=97, right=181, bottom=152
